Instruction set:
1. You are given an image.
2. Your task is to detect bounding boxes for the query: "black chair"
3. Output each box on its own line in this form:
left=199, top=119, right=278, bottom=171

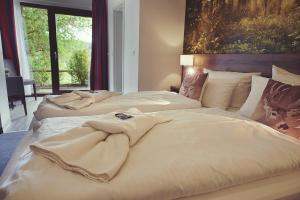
left=4, top=59, right=37, bottom=100
left=6, top=76, right=27, bottom=115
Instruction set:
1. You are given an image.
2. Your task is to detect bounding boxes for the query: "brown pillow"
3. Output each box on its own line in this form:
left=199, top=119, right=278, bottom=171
left=258, top=79, right=300, bottom=139
left=179, top=72, right=208, bottom=100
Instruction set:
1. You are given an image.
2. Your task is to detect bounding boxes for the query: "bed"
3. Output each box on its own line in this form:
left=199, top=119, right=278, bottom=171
left=34, top=54, right=300, bottom=122
left=1, top=108, right=300, bottom=200
left=34, top=91, right=202, bottom=120
left=1, top=54, right=300, bottom=200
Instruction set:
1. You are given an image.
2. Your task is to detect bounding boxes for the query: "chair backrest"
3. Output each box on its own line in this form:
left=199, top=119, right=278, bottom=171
left=4, top=59, right=17, bottom=77
left=6, top=76, right=25, bottom=97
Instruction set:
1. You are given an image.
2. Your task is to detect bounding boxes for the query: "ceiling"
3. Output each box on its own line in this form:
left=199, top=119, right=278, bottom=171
left=21, top=0, right=92, bottom=10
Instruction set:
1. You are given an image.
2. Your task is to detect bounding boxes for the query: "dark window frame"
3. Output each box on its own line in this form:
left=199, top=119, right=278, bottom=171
left=20, top=3, right=92, bottom=17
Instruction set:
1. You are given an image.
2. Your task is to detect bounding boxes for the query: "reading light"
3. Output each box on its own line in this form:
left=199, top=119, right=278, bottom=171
left=180, top=55, right=194, bottom=66
left=187, top=67, right=196, bottom=75
left=180, top=55, right=195, bottom=82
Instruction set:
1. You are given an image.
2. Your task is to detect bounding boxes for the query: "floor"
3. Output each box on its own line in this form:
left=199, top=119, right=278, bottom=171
left=7, top=97, right=43, bottom=132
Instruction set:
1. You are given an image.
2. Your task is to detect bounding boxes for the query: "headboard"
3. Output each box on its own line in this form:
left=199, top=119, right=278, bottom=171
left=185, top=54, right=300, bottom=77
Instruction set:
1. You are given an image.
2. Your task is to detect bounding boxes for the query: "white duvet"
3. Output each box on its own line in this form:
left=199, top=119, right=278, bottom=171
left=34, top=91, right=202, bottom=120
left=2, top=109, right=300, bottom=200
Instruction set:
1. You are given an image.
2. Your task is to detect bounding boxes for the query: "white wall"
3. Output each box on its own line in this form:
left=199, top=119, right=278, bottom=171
left=138, top=0, right=185, bottom=91
left=108, top=0, right=140, bottom=93
left=108, top=0, right=124, bottom=91
left=122, top=0, right=140, bottom=93
left=113, top=9, right=124, bottom=92
left=0, top=33, right=11, bottom=131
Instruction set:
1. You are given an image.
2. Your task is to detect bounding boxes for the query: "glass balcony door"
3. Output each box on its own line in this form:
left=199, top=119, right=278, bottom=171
left=56, top=14, right=92, bottom=92
left=22, top=6, right=53, bottom=94
left=21, top=4, right=92, bottom=94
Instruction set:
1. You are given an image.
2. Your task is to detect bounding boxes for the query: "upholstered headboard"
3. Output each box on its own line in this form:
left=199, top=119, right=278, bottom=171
left=185, top=54, right=300, bottom=77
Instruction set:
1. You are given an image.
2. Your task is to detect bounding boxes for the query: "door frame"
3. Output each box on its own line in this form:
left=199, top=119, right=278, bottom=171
left=21, top=3, right=92, bottom=94
left=113, top=7, right=124, bottom=93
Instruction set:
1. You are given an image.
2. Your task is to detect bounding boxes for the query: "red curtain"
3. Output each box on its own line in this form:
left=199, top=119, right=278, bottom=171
left=90, top=0, right=109, bottom=91
left=0, top=0, right=20, bottom=75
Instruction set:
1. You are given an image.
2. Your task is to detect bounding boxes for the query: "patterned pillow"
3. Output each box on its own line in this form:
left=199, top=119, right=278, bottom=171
left=258, top=79, right=300, bottom=139
left=179, top=72, right=208, bottom=100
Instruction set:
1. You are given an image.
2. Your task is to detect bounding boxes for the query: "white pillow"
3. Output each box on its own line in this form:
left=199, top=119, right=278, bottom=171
left=239, top=76, right=269, bottom=120
left=203, top=69, right=261, bottom=109
left=272, top=65, right=300, bottom=85
left=201, top=79, right=237, bottom=110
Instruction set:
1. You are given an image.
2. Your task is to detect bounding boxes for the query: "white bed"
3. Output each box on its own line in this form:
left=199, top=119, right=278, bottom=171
left=34, top=91, right=202, bottom=120
left=1, top=108, right=300, bottom=200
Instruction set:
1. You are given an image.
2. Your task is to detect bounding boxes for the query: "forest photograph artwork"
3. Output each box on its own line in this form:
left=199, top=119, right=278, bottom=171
left=183, top=0, right=300, bottom=54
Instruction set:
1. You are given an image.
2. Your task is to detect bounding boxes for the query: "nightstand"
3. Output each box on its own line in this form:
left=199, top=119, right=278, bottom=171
left=170, top=86, right=180, bottom=93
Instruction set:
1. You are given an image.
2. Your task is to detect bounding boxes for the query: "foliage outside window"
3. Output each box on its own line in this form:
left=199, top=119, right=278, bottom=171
left=68, top=50, right=89, bottom=86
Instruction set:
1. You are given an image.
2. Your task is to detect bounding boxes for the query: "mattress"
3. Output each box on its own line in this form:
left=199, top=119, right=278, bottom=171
left=182, top=170, right=300, bottom=200
left=1, top=108, right=300, bottom=200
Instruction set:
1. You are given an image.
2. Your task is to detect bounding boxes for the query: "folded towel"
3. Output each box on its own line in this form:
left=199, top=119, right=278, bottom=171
left=47, top=92, right=81, bottom=105
left=30, top=108, right=172, bottom=182
left=64, top=97, right=95, bottom=110
left=47, top=90, right=117, bottom=110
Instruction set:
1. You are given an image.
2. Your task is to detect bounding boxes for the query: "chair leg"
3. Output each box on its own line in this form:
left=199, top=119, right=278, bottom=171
left=9, top=100, right=13, bottom=109
left=22, top=96, right=27, bottom=116
left=33, top=83, right=37, bottom=101
left=8, top=99, right=15, bottom=109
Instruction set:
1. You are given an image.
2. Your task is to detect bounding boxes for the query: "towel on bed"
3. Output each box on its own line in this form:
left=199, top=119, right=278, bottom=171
left=47, top=90, right=117, bottom=110
left=30, top=108, right=172, bottom=182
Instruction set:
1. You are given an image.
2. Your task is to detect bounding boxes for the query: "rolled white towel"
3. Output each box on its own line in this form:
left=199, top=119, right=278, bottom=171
left=30, top=108, right=172, bottom=182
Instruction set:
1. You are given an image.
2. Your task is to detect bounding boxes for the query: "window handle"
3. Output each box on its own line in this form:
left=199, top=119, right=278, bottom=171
left=54, top=51, right=58, bottom=61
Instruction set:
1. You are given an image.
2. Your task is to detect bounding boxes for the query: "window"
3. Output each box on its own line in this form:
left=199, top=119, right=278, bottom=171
left=21, top=4, right=92, bottom=94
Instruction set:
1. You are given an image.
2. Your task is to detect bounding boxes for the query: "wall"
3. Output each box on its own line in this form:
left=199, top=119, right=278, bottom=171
left=108, top=0, right=140, bottom=93
left=108, top=0, right=124, bottom=91
left=123, top=0, right=140, bottom=93
left=113, top=9, right=124, bottom=92
left=0, top=33, right=11, bottom=131
left=138, top=0, right=186, bottom=91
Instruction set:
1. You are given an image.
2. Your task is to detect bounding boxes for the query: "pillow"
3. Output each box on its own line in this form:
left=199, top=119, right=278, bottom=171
left=201, top=79, right=237, bottom=110
left=179, top=72, right=208, bottom=100
left=258, top=80, right=300, bottom=139
left=203, top=69, right=261, bottom=109
left=239, top=76, right=269, bottom=120
left=272, top=65, right=300, bottom=85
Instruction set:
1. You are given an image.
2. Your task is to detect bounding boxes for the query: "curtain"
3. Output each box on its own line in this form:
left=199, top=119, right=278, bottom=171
left=0, top=0, right=20, bottom=76
left=14, top=0, right=32, bottom=95
left=90, top=0, right=109, bottom=91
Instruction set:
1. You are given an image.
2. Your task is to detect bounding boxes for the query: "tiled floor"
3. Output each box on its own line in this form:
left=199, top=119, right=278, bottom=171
left=7, top=97, right=43, bottom=132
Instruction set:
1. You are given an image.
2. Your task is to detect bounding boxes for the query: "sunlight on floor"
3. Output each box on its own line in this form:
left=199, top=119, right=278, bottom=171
left=7, top=97, right=43, bottom=132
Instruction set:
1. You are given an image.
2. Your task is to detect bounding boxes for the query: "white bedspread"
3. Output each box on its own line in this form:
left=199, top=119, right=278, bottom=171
left=2, top=108, right=300, bottom=200
left=34, top=91, right=202, bottom=120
